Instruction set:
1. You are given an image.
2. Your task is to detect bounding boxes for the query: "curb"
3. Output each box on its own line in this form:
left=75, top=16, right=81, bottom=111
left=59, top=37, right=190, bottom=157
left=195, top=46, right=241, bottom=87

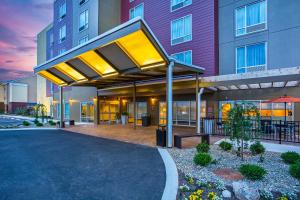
left=0, top=128, right=60, bottom=131
left=158, top=148, right=178, bottom=200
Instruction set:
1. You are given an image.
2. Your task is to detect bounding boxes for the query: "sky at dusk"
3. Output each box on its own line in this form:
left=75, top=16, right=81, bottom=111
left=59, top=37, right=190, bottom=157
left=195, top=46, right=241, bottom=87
left=0, top=0, right=53, bottom=81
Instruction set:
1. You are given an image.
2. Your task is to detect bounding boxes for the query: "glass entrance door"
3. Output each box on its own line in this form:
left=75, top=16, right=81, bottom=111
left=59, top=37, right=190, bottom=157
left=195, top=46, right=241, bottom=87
left=128, top=102, right=147, bottom=125
left=99, top=100, right=120, bottom=124
left=80, top=102, right=94, bottom=122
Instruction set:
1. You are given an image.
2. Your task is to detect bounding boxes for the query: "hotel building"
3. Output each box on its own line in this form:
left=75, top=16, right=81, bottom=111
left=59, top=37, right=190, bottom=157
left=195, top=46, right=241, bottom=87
left=36, top=0, right=300, bottom=133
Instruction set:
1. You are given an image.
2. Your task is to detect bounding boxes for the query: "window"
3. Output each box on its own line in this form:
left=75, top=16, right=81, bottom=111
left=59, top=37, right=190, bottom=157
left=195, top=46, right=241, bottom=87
left=49, top=49, right=53, bottom=59
left=59, top=25, right=66, bottom=43
left=59, top=2, right=66, bottom=20
left=64, top=102, right=70, bottom=120
left=79, top=0, right=88, bottom=6
left=129, top=3, right=144, bottom=19
left=236, top=43, right=266, bottom=73
left=171, top=15, right=192, bottom=45
left=49, top=33, right=54, bottom=46
left=129, top=0, right=134, bottom=2
left=79, top=35, right=89, bottom=45
left=171, top=0, right=192, bottom=12
left=59, top=48, right=66, bottom=55
left=236, top=1, right=267, bottom=36
left=171, top=50, right=192, bottom=65
left=79, top=10, right=89, bottom=31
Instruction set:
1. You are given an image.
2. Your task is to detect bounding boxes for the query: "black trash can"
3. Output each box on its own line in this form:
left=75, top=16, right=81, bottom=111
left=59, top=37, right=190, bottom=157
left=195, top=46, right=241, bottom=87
left=69, top=120, right=75, bottom=126
left=156, top=125, right=166, bottom=147
left=142, top=114, right=151, bottom=127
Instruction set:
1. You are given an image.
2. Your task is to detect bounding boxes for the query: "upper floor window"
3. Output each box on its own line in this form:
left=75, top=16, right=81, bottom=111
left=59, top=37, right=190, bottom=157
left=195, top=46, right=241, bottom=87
left=171, top=50, right=192, bottom=65
left=236, top=42, right=266, bottom=74
left=79, top=35, right=89, bottom=45
left=49, top=33, right=54, bottom=46
left=59, top=25, right=66, bottom=43
left=79, top=10, right=89, bottom=31
left=59, top=2, right=66, bottom=20
left=79, top=0, right=88, bottom=6
left=59, top=48, right=66, bottom=55
left=236, top=1, right=267, bottom=36
left=171, top=15, right=192, bottom=45
left=171, top=0, right=192, bottom=12
left=129, top=0, right=134, bottom=2
left=129, top=3, right=144, bottom=19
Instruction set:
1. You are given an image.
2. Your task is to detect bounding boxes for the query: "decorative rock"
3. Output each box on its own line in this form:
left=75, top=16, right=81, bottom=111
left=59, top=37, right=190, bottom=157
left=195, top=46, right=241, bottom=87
left=222, top=190, right=232, bottom=198
left=213, top=168, right=244, bottom=180
left=233, top=181, right=260, bottom=200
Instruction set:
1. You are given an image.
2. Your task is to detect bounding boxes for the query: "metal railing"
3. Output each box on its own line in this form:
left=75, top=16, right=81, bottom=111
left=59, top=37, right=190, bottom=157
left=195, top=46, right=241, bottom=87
left=201, top=118, right=300, bottom=144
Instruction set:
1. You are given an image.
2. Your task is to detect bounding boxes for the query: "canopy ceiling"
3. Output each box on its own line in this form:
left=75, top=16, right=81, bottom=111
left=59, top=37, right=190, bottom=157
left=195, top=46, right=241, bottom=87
left=34, top=18, right=204, bottom=89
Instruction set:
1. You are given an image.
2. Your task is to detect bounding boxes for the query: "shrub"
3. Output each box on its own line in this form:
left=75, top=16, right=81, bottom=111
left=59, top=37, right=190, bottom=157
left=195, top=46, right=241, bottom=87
left=281, top=151, right=300, bottom=164
left=36, top=122, right=43, bottom=127
left=196, top=141, right=210, bottom=153
left=250, top=141, right=265, bottom=155
left=239, top=164, right=267, bottom=180
left=33, top=119, right=39, bottom=124
left=219, top=141, right=232, bottom=151
left=194, top=153, right=212, bottom=166
left=48, top=120, right=56, bottom=126
left=22, top=121, right=30, bottom=126
left=289, top=162, right=300, bottom=180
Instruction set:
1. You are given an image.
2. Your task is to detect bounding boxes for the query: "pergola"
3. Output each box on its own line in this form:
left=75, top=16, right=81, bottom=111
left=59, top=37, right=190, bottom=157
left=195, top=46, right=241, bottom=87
left=34, top=18, right=205, bottom=147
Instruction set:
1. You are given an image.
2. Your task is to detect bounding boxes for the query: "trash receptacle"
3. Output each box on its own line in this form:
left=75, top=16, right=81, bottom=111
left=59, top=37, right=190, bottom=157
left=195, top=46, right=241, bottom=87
left=142, top=114, right=151, bottom=127
left=69, top=120, right=75, bottom=126
left=156, top=125, right=166, bottom=147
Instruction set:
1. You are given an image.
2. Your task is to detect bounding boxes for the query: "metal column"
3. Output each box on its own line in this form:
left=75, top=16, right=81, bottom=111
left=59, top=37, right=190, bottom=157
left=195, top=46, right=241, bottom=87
left=59, top=86, right=64, bottom=128
left=133, top=82, right=137, bottom=129
left=196, top=73, right=200, bottom=134
left=197, top=88, right=204, bottom=134
left=167, top=61, right=174, bottom=147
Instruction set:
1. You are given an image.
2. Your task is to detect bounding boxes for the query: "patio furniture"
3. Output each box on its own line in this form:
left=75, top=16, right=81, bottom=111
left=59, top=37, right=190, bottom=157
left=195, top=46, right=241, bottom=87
left=142, top=114, right=151, bottom=127
left=174, top=134, right=210, bottom=149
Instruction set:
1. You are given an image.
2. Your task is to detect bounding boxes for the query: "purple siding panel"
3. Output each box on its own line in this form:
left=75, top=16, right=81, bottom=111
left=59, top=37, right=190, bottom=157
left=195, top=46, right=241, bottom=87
left=121, top=0, right=218, bottom=76
left=53, top=0, right=73, bottom=57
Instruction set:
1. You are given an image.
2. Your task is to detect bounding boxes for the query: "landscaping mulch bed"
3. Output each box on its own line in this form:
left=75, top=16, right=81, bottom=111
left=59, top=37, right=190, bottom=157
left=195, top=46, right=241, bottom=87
left=169, top=145, right=300, bottom=197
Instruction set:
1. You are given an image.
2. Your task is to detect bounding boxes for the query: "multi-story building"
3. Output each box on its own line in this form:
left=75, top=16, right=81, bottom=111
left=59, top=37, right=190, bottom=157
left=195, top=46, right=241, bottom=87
left=216, top=0, right=300, bottom=121
left=0, top=76, right=37, bottom=114
left=36, top=0, right=300, bottom=128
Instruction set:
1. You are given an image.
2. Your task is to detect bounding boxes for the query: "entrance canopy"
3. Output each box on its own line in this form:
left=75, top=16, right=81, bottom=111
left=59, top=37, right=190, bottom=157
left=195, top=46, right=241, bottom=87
left=34, top=18, right=204, bottom=88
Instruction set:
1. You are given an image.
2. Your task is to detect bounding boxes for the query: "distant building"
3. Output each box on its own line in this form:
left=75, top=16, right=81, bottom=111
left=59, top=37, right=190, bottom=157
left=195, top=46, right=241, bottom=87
left=0, top=75, right=37, bottom=114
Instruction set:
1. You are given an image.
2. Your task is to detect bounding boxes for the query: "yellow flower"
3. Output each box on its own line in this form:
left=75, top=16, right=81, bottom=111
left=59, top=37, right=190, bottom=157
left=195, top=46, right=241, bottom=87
left=207, top=192, right=216, bottom=200
left=196, top=189, right=203, bottom=196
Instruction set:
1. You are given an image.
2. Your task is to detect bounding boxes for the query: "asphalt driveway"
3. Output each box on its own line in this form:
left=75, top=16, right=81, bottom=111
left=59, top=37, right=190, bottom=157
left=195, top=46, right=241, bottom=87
left=0, top=130, right=166, bottom=200
left=0, top=116, right=23, bottom=127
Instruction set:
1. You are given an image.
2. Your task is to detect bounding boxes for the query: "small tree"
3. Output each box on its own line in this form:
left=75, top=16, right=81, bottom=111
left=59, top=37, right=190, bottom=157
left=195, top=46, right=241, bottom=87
left=224, top=102, right=261, bottom=160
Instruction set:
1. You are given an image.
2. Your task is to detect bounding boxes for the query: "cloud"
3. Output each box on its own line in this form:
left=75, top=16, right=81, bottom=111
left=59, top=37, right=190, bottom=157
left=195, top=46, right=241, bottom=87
left=5, top=60, right=13, bottom=63
left=16, top=46, right=36, bottom=52
left=0, top=68, right=33, bottom=81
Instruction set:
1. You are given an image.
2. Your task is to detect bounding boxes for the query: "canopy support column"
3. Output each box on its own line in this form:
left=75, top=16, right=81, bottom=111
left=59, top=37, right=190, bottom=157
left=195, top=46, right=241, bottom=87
left=94, top=91, right=100, bottom=126
left=167, top=60, right=174, bottom=148
left=197, top=87, right=204, bottom=134
left=59, top=86, right=65, bottom=128
left=133, top=82, right=137, bottom=130
left=196, top=73, right=200, bottom=134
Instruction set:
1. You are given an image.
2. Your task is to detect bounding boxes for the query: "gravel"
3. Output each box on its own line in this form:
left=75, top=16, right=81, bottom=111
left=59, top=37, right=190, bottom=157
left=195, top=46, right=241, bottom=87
left=168, top=145, right=300, bottom=193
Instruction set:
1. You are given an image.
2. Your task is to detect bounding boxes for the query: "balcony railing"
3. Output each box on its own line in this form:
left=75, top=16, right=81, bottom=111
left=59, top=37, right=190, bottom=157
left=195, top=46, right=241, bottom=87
left=201, top=118, right=300, bottom=144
